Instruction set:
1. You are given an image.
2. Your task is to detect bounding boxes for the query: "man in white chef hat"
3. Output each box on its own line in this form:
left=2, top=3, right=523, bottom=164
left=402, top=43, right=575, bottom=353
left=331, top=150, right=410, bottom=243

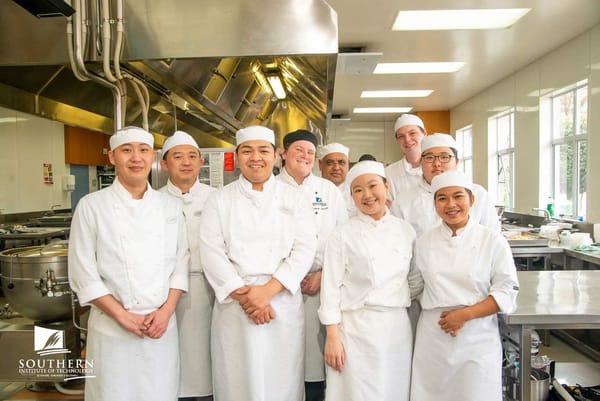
left=199, top=125, right=317, bottom=401
left=385, top=113, right=428, bottom=201
left=318, top=142, right=350, bottom=188
left=318, top=142, right=355, bottom=214
left=68, top=126, right=189, bottom=401
left=159, top=130, right=216, bottom=401
left=390, top=132, right=500, bottom=237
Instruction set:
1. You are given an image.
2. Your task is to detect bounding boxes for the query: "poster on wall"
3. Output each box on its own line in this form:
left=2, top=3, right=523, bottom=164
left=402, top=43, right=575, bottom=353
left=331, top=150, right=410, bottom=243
left=43, top=163, right=54, bottom=185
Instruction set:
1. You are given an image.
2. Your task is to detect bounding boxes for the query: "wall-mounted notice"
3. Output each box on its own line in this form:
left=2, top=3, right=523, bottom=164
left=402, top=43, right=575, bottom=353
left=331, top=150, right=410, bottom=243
left=43, top=163, right=54, bottom=185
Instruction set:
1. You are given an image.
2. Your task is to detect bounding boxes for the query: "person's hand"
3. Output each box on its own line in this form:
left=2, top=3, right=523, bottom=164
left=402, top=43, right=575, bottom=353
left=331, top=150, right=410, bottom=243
left=230, top=286, right=250, bottom=301
left=240, top=285, right=275, bottom=316
left=300, top=271, right=322, bottom=296
left=142, top=305, right=174, bottom=339
left=324, top=333, right=346, bottom=373
left=439, top=309, right=468, bottom=337
left=249, top=305, right=276, bottom=325
left=115, top=310, right=147, bottom=338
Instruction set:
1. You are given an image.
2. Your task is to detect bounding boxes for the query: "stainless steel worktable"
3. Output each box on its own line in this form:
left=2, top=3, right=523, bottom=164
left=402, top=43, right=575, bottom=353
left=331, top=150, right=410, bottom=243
left=500, top=270, right=600, bottom=401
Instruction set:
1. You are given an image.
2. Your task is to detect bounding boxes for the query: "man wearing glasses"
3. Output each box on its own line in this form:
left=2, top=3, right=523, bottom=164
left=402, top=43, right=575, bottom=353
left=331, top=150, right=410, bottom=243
left=390, top=133, right=500, bottom=236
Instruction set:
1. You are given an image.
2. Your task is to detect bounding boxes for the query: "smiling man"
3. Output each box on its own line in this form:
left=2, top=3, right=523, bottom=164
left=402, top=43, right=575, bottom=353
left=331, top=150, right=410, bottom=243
left=159, top=130, right=216, bottom=401
left=385, top=114, right=428, bottom=201
left=199, top=125, right=317, bottom=401
left=68, top=126, right=189, bottom=401
left=278, top=129, right=348, bottom=401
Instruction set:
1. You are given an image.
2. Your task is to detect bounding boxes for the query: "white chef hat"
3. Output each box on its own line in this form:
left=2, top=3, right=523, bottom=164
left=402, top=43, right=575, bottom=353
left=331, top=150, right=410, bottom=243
left=109, top=126, right=154, bottom=150
left=430, top=170, right=473, bottom=194
left=394, top=113, right=424, bottom=132
left=318, top=142, right=349, bottom=160
left=421, top=133, right=458, bottom=154
left=162, top=130, right=200, bottom=155
left=346, top=160, right=386, bottom=187
left=236, top=125, right=275, bottom=146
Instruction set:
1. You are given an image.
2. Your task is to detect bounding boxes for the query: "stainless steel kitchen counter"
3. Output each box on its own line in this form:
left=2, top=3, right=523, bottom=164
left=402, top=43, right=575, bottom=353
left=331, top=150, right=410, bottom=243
left=506, top=270, right=600, bottom=326
left=564, top=248, right=600, bottom=267
left=501, top=270, right=600, bottom=401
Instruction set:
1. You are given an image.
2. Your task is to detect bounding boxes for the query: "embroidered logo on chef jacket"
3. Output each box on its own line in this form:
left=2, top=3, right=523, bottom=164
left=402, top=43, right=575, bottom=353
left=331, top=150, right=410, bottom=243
left=312, top=192, right=329, bottom=214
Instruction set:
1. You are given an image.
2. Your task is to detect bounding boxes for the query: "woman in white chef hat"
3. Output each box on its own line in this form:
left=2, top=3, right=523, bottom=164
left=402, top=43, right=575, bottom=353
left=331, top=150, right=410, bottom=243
left=410, top=170, right=519, bottom=401
left=318, top=160, right=421, bottom=401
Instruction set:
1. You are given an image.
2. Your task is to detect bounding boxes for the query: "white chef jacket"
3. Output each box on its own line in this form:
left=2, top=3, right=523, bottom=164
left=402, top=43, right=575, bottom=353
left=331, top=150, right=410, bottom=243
left=160, top=179, right=216, bottom=397
left=318, top=210, right=419, bottom=401
left=199, top=174, right=317, bottom=401
left=410, top=218, right=519, bottom=401
left=390, top=178, right=501, bottom=237
left=68, top=177, right=189, bottom=401
left=336, top=180, right=356, bottom=215
left=278, top=167, right=348, bottom=382
left=319, top=210, right=420, bottom=325
left=384, top=157, right=422, bottom=201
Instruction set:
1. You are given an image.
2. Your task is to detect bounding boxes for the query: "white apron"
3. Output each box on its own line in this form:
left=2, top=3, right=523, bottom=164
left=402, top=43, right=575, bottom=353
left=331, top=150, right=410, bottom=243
left=411, top=309, right=502, bottom=401
left=176, top=273, right=214, bottom=396
left=325, top=307, right=412, bottom=401
left=211, top=282, right=304, bottom=401
left=303, top=293, right=325, bottom=381
left=85, top=307, right=179, bottom=401
left=161, top=180, right=215, bottom=396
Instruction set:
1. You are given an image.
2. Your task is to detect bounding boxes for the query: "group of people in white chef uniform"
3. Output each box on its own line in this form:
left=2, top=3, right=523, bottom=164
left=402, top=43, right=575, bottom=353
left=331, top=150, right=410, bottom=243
left=68, top=114, right=519, bottom=401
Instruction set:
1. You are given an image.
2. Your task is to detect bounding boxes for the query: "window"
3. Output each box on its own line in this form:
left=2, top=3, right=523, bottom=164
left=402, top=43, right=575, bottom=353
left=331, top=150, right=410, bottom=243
left=546, top=81, right=588, bottom=218
left=488, top=109, right=515, bottom=209
left=455, top=125, right=473, bottom=182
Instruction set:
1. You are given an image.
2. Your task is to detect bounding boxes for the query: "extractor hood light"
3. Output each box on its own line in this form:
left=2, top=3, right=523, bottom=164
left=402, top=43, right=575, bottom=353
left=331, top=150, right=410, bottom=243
left=361, top=90, right=433, bottom=98
left=353, top=107, right=413, bottom=114
left=266, top=74, right=287, bottom=100
left=374, top=62, right=465, bottom=74
left=392, top=9, right=531, bottom=30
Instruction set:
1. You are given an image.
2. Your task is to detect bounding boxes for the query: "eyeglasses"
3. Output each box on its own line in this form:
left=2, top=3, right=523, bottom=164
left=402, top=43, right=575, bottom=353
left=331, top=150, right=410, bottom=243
left=421, top=154, right=454, bottom=164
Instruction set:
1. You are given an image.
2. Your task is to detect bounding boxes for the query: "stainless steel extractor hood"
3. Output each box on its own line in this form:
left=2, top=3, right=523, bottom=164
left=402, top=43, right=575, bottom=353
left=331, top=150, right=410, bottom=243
left=0, top=0, right=338, bottom=147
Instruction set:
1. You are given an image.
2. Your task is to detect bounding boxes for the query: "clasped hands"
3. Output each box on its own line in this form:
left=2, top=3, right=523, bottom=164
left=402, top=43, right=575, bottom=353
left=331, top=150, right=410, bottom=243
left=232, top=285, right=276, bottom=325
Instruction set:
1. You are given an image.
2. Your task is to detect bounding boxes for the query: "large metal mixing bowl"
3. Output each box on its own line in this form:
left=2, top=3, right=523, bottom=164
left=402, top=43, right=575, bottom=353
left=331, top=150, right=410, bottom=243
left=0, top=242, right=72, bottom=322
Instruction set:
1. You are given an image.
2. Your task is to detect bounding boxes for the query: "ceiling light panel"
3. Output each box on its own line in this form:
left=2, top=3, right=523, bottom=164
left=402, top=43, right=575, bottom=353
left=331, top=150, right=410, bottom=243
left=353, top=107, right=412, bottom=114
left=392, top=9, right=531, bottom=31
left=374, top=62, right=465, bottom=74
left=361, top=90, right=433, bottom=98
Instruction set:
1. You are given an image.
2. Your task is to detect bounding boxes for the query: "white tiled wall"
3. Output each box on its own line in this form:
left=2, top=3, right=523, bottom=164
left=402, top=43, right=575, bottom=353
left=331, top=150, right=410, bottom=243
left=0, top=106, right=71, bottom=214
left=451, top=23, right=600, bottom=222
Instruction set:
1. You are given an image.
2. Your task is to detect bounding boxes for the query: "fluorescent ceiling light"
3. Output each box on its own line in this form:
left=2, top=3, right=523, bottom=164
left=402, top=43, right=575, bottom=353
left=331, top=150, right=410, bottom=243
left=353, top=107, right=412, bottom=114
left=374, top=62, right=465, bottom=74
left=266, top=74, right=287, bottom=99
left=361, top=90, right=433, bottom=98
left=392, top=9, right=531, bottom=30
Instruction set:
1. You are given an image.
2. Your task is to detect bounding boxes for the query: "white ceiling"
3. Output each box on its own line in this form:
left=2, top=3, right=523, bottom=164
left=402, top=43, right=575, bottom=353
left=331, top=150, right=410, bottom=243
left=327, top=0, right=600, bottom=121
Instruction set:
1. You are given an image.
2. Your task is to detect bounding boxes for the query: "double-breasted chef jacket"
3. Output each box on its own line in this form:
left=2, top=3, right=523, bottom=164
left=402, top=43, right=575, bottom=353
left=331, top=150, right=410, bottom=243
left=319, top=209, right=421, bottom=401
left=278, top=167, right=348, bottom=382
left=384, top=157, right=422, bottom=201
left=411, top=217, right=519, bottom=401
left=199, top=174, right=317, bottom=401
left=69, top=177, right=189, bottom=401
left=160, top=178, right=216, bottom=397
